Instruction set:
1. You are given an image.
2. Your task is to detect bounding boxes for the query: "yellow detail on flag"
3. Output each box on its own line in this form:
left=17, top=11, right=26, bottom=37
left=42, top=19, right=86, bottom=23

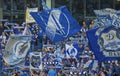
left=26, top=7, right=38, bottom=23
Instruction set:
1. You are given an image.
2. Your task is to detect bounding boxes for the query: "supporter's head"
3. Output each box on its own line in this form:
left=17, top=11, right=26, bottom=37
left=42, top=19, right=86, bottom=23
left=94, top=72, right=98, bottom=76
left=49, top=64, right=54, bottom=69
left=117, top=61, right=120, bottom=66
left=84, top=47, right=89, bottom=51
left=17, top=71, right=20, bottom=76
left=81, top=19, right=86, bottom=26
left=26, top=23, right=31, bottom=27
left=79, top=44, right=83, bottom=48
left=47, top=40, right=51, bottom=44
left=50, top=54, right=54, bottom=58
left=0, top=21, right=3, bottom=27
left=40, top=70, right=46, bottom=76
left=89, top=54, right=94, bottom=60
left=43, top=58, right=47, bottom=62
left=57, top=71, right=62, bottom=76
left=110, top=62, right=114, bottom=66
left=89, top=20, right=94, bottom=29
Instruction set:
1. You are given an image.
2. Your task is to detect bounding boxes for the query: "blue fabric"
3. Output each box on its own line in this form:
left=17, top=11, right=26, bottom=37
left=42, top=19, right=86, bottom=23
left=30, top=6, right=81, bottom=43
left=42, top=54, right=49, bottom=62
left=117, top=66, right=120, bottom=74
left=86, top=26, right=120, bottom=62
left=107, top=73, right=113, bottom=76
left=0, top=73, right=4, bottom=76
left=48, top=69, right=57, bottom=76
left=20, top=73, right=27, bottom=76
left=73, top=43, right=84, bottom=58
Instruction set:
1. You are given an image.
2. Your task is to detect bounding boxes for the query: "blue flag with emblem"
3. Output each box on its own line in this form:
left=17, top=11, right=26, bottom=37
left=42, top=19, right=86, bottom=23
left=65, top=44, right=80, bottom=59
left=3, top=35, right=31, bottom=65
left=87, top=26, right=120, bottom=62
left=30, top=6, right=81, bottom=43
left=94, top=8, right=120, bottom=27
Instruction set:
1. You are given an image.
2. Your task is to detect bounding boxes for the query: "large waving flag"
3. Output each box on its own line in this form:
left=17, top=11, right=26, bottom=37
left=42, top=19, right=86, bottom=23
left=26, top=7, right=38, bottom=23
left=30, top=6, right=81, bottom=43
left=94, top=8, right=120, bottom=27
left=87, top=26, right=120, bottom=62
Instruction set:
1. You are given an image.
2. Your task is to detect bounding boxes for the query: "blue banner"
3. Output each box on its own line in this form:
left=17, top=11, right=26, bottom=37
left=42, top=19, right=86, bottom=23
left=94, top=8, right=120, bottom=27
left=87, top=26, right=120, bottom=62
left=30, top=6, right=81, bottom=43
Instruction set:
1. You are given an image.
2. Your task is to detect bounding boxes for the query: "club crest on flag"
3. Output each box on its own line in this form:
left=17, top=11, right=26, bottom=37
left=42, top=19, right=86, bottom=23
left=30, top=52, right=42, bottom=70
left=13, top=41, right=30, bottom=59
left=96, top=26, right=120, bottom=51
left=46, top=10, right=70, bottom=38
left=66, top=44, right=78, bottom=58
left=30, top=6, right=81, bottom=42
left=87, top=26, right=120, bottom=61
left=37, top=9, right=70, bottom=41
left=3, top=35, right=31, bottom=65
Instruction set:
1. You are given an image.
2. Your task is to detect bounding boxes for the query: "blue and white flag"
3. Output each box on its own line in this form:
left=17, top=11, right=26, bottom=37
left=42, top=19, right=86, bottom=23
left=3, top=35, right=31, bottom=65
left=30, top=6, right=81, bottom=43
left=84, top=60, right=98, bottom=71
left=94, top=8, right=120, bottom=27
left=26, top=7, right=38, bottom=23
left=30, top=52, right=42, bottom=70
left=87, top=26, right=120, bottom=62
left=65, top=44, right=79, bottom=59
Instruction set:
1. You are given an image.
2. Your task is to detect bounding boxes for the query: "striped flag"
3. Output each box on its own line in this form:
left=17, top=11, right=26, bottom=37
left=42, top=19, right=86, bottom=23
left=30, top=6, right=81, bottom=43
left=83, top=60, right=98, bottom=70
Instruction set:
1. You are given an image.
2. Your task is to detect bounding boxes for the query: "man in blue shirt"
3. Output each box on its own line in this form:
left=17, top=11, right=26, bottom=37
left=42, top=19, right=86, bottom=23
left=47, top=64, right=57, bottom=76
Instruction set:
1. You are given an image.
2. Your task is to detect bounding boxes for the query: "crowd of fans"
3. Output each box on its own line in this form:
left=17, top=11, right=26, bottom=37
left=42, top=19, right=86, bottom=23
left=0, top=19, right=120, bottom=76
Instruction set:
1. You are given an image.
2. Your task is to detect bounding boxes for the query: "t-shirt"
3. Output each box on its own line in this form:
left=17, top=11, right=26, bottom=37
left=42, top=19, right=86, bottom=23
left=48, top=69, right=57, bottom=76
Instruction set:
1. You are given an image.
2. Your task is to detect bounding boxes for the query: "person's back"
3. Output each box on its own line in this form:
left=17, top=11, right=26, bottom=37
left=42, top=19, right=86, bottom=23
left=48, top=69, right=57, bottom=76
